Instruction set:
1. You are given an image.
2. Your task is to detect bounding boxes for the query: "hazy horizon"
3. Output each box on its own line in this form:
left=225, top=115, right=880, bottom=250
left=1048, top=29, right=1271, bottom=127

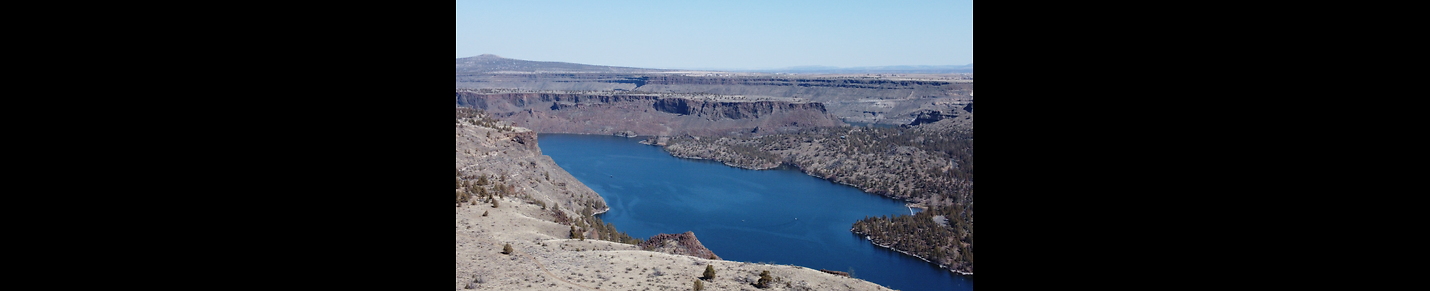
left=456, top=0, right=972, bottom=70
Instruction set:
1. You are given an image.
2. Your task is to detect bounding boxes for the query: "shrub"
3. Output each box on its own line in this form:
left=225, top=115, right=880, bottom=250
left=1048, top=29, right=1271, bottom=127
left=693, top=279, right=704, bottom=291
left=502, top=243, right=513, bottom=254
left=703, top=265, right=715, bottom=280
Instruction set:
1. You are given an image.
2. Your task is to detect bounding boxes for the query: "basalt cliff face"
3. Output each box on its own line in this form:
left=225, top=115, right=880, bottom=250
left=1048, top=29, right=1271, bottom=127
left=651, top=98, right=829, bottom=120
left=459, top=73, right=972, bottom=126
left=456, top=90, right=844, bottom=136
left=638, top=76, right=972, bottom=126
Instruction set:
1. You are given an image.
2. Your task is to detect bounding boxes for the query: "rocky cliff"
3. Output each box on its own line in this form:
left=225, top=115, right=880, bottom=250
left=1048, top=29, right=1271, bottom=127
left=634, top=76, right=971, bottom=126
left=456, top=61, right=973, bottom=127
left=652, top=98, right=829, bottom=121
left=638, top=231, right=722, bottom=260
left=456, top=90, right=844, bottom=136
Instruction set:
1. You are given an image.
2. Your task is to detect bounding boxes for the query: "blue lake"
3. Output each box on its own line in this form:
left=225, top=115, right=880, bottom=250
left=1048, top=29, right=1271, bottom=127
left=539, top=134, right=973, bottom=291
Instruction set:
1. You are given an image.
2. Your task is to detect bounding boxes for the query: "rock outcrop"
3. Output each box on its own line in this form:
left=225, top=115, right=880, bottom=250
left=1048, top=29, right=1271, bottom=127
left=638, top=231, right=722, bottom=260
left=506, top=129, right=540, bottom=152
left=908, top=110, right=948, bottom=126
left=908, top=109, right=963, bottom=126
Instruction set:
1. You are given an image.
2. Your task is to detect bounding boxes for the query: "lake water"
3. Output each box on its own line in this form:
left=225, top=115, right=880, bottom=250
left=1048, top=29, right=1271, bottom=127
left=539, top=134, right=973, bottom=291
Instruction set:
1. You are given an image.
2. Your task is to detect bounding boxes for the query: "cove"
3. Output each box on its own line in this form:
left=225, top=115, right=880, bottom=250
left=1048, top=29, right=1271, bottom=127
left=539, top=134, right=973, bottom=291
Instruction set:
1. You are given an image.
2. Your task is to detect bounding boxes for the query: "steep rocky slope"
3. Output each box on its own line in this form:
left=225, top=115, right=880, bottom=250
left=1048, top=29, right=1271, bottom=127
left=659, top=117, right=973, bottom=206
left=455, top=107, right=607, bottom=214
left=456, top=108, right=894, bottom=290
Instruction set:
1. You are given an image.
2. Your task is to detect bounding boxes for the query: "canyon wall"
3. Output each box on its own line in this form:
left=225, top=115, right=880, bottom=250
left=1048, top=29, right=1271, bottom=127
left=457, top=73, right=973, bottom=126
left=456, top=90, right=844, bottom=136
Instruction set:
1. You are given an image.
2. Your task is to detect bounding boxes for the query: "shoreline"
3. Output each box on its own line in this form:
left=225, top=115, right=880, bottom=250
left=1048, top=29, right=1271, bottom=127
left=854, top=231, right=974, bottom=276
left=664, top=152, right=782, bottom=170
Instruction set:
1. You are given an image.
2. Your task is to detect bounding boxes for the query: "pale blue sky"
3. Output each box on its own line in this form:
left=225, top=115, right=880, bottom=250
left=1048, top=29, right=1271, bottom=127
left=456, top=0, right=972, bottom=70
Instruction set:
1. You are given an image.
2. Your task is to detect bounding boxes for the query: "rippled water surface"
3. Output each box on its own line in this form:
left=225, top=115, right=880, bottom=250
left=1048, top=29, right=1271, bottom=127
left=539, top=134, right=972, bottom=291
